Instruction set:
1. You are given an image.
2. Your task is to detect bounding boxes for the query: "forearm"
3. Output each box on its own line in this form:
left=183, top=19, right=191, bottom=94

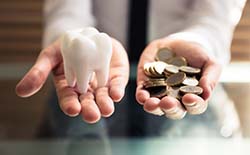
left=167, top=0, right=246, bottom=66
left=42, top=0, right=95, bottom=47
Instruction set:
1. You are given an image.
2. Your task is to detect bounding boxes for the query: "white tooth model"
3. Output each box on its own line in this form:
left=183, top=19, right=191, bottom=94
left=60, top=27, right=112, bottom=94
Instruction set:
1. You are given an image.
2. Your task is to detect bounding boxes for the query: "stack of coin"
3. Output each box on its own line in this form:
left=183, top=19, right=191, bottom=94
left=143, top=47, right=203, bottom=100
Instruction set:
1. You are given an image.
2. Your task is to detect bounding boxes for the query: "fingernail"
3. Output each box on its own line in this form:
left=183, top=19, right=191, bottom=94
left=149, top=108, right=165, bottom=116
left=165, top=109, right=187, bottom=120
left=162, top=106, right=178, bottom=114
left=186, top=102, right=207, bottom=115
left=184, top=102, right=197, bottom=107
left=163, top=105, right=187, bottom=120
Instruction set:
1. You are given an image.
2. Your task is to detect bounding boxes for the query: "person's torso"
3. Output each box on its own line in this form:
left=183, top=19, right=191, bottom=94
left=92, top=0, right=194, bottom=48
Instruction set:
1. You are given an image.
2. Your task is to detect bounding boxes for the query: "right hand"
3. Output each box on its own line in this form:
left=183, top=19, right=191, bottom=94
left=16, top=38, right=129, bottom=123
left=136, top=38, right=222, bottom=119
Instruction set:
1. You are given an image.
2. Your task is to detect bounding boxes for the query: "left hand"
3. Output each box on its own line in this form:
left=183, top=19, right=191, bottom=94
left=136, top=38, right=222, bottom=119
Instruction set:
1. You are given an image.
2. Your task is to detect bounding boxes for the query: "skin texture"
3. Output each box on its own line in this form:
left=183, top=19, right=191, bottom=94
left=136, top=38, right=222, bottom=119
left=16, top=37, right=222, bottom=123
left=16, top=38, right=129, bottom=123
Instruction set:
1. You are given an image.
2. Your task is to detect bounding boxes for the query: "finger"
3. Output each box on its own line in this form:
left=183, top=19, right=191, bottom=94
left=182, top=93, right=208, bottom=115
left=75, top=67, right=91, bottom=94
left=109, top=39, right=129, bottom=102
left=109, top=72, right=128, bottom=102
left=159, top=96, right=186, bottom=120
left=135, top=51, right=154, bottom=104
left=136, top=51, right=156, bottom=85
left=199, top=61, right=222, bottom=100
left=136, top=83, right=150, bottom=105
left=135, top=41, right=162, bottom=104
left=96, top=87, right=115, bottom=117
left=16, top=41, right=62, bottom=97
left=54, top=75, right=81, bottom=117
left=143, top=97, right=164, bottom=116
left=80, top=92, right=101, bottom=124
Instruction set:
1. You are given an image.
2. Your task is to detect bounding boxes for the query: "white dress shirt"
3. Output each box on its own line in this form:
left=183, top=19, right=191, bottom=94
left=42, top=0, right=246, bottom=137
left=43, top=0, right=246, bottom=65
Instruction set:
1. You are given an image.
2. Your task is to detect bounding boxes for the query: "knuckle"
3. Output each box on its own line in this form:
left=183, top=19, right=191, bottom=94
left=209, top=81, right=217, bottom=91
left=27, top=68, right=46, bottom=89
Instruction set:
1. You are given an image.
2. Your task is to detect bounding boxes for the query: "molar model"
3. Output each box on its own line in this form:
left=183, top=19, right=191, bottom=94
left=61, top=27, right=112, bottom=94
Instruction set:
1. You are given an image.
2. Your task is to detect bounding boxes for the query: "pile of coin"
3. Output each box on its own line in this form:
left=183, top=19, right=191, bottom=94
left=143, top=48, right=203, bottom=100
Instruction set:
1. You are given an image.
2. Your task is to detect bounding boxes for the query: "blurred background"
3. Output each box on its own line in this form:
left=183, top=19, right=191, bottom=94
left=0, top=0, right=249, bottom=140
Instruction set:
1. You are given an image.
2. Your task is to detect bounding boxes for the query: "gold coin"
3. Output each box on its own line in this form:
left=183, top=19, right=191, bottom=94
left=153, top=61, right=167, bottom=75
left=149, top=65, right=160, bottom=77
left=164, top=71, right=172, bottom=78
left=145, top=78, right=166, bottom=82
left=143, top=62, right=152, bottom=76
left=167, top=56, right=187, bottom=67
left=179, top=66, right=201, bottom=75
left=164, top=64, right=179, bottom=74
left=144, top=80, right=166, bottom=89
left=182, top=77, right=199, bottom=86
left=179, top=86, right=203, bottom=95
left=155, top=48, right=175, bottom=62
left=166, top=72, right=186, bottom=86
left=144, top=80, right=165, bottom=87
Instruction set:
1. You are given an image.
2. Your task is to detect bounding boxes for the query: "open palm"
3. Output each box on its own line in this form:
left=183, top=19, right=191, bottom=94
left=136, top=38, right=222, bottom=119
left=16, top=39, right=129, bottom=123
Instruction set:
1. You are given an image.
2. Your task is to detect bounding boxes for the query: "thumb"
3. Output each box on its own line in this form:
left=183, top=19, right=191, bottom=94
left=16, top=41, right=62, bottom=97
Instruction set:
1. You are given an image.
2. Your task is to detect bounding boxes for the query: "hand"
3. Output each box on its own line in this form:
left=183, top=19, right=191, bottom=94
left=136, top=38, right=222, bottom=119
left=16, top=38, right=129, bottom=123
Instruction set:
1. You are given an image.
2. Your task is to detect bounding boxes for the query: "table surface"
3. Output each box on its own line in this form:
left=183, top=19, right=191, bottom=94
left=0, top=138, right=250, bottom=155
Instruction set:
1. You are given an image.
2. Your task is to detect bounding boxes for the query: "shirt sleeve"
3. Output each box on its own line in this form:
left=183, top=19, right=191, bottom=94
left=167, top=0, right=246, bottom=66
left=42, top=0, right=95, bottom=47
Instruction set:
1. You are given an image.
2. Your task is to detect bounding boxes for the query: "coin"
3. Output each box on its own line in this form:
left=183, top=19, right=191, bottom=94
left=153, top=61, right=167, bottom=75
left=143, top=62, right=152, bottom=76
left=179, top=66, right=201, bottom=75
left=144, top=80, right=166, bottom=89
left=144, top=50, right=203, bottom=107
left=182, top=77, right=199, bottom=86
left=144, top=78, right=166, bottom=84
left=167, top=56, right=187, bottom=67
left=166, top=72, right=186, bottom=86
left=149, top=65, right=158, bottom=77
left=148, top=86, right=168, bottom=98
left=164, top=64, right=179, bottom=74
left=179, top=86, right=203, bottom=95
left=167, top=87, right=181, bottom=100
left=144, top=80, right=165, bottom=87
left=146, top=77, right=166, bottom=82
left=155, top=48, right=175, bottom=62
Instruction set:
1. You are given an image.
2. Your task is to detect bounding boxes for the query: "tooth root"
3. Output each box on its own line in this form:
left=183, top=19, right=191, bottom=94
left=64, top=65, right=76, bottom=87
left=75, top=68, right=91, bottom=94
left=95, top=68, right=109, bottom=87
left=61, top=33, right=69, bottom=51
